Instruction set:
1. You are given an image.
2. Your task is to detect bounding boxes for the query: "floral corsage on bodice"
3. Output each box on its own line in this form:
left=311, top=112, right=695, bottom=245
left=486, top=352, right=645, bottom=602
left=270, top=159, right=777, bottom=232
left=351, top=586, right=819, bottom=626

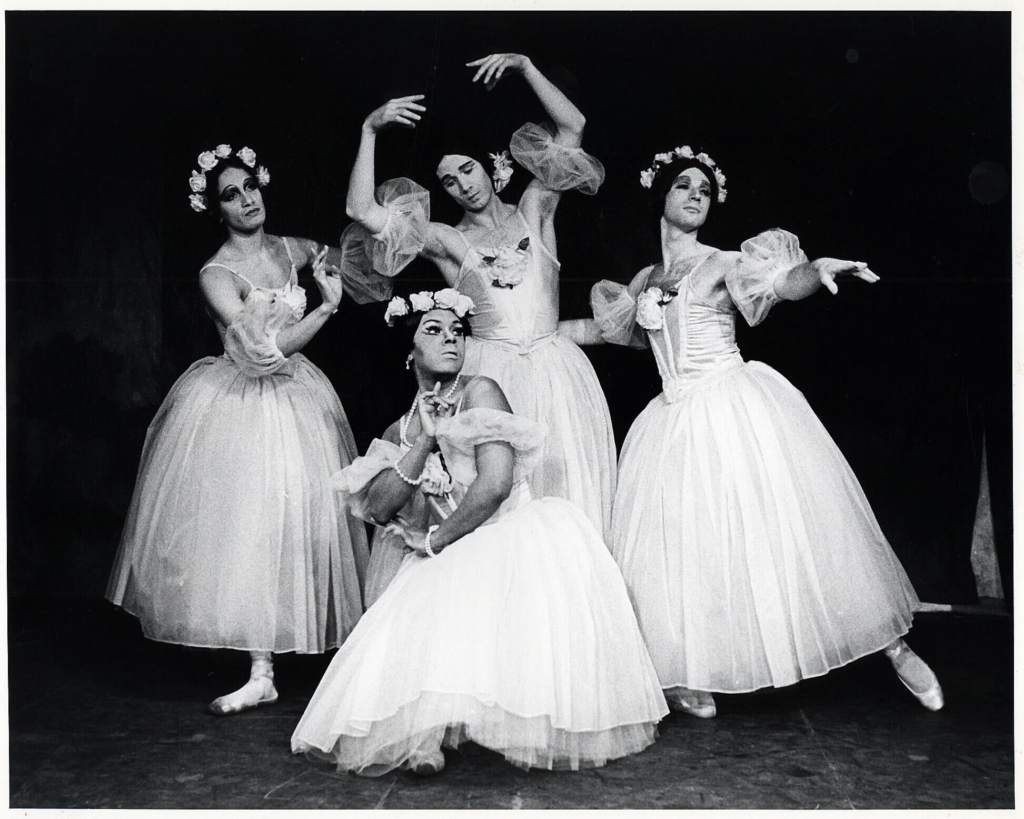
left=635, top=286, right=679, bottom=331
left=477, top=236, right=531, bottom=289
left=421, top=451, right=459, bottom=520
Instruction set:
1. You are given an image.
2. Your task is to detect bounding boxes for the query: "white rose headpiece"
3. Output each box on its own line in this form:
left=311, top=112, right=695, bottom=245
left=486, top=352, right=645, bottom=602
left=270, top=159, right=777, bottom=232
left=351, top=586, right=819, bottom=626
left=384, top=289, right=475, bottom=326
left=639, top=145, right=727, bottom=204
left=188, top=143, right=271, bottom=213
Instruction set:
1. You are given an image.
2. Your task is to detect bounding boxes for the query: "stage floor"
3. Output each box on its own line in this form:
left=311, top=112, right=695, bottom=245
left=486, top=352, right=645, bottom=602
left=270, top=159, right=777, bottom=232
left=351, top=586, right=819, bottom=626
left=8, top=600, right=1013, bottom=810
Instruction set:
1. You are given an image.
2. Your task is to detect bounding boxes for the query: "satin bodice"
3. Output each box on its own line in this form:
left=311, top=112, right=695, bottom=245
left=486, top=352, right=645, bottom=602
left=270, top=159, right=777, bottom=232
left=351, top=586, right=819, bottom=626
left=203, top=238, right=307, bottom=347
left=454, top=210, right=561, bottom=354
left=646, top=254, right=744, bottom=400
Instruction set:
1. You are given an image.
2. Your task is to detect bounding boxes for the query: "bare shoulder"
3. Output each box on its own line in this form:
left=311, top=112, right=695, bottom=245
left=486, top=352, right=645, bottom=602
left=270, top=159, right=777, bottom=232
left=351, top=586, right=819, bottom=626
left=461, top=376, right=513, bottom=413
left=382, top=419, right=403, bottom=445
left=280, top=235, right=320, bottom=264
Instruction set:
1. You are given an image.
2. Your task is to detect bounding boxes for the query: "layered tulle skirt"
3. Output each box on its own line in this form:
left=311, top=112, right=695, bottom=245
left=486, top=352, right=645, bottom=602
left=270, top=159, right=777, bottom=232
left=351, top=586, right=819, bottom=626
left=611, top=361, right=920, bottom=694
left=291, top=491, right=668, bottom=774
left=465, top=334, right=616, bottom=536
left=106, top=353, right=369, bottom=653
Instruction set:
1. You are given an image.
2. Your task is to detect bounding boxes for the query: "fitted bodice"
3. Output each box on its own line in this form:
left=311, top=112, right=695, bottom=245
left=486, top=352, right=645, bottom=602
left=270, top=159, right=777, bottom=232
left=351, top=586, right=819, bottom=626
left=202, top=237, right=307, bottom=348
left=453, top=210, right=561, bottom=354
left=644, top=254, right=744, bottom=400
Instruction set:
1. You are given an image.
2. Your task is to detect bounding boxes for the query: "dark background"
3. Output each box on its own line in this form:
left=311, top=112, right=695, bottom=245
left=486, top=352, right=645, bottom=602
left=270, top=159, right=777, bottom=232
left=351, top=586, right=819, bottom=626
left=6, top=11, right=1011, bottom=606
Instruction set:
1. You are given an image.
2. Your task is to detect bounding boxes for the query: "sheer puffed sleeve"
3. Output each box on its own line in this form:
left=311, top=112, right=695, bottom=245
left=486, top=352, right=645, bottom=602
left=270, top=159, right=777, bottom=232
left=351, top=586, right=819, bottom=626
left=336, top=178, right=432, bottom=301
left=223, top=292, right=298, bottom=377
left=335, top=226, right=395, bottom=305
left=509, top=122, right=605, bottom=195
left=331, top=438, right=404, bottom=523
left=727, top=228, right=808, bottom=327
left=589, top=266, right=654, bottom=348
left=436, top=408, right=547, bottom=486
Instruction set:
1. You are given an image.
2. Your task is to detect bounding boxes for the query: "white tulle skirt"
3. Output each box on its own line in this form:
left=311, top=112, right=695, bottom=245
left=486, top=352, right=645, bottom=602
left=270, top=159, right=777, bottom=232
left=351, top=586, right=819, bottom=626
left=291, top=491, right=668, bottom=775
left=106, top=354, right=369, bottom=653
left=465, top=334, right=616, bottom=536
left=611, top=361, right=920, bottom=694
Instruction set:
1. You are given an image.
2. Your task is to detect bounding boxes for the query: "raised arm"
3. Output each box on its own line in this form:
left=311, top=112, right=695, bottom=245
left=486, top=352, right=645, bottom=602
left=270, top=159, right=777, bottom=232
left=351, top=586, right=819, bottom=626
left=387, top=378, right=515, bottom=556
left=363, top=421, right=436, bottom=526
left=345, top=95, right=427, bottom=234
left=201, top=247, right=341, bottom=360
left=773, top=258, right=879, bottom=301
left=467, top=54, right=585, bottom=148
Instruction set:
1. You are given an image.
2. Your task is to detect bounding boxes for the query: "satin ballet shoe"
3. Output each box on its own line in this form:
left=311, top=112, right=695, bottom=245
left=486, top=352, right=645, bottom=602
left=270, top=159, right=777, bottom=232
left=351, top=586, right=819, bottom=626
left=208, top=674, right=279, bottom=716
left=884, top=640, right=944, bottom=711
left=408, top=749, right=445, bottom=776
left=667, top=687, right=717, bottom=719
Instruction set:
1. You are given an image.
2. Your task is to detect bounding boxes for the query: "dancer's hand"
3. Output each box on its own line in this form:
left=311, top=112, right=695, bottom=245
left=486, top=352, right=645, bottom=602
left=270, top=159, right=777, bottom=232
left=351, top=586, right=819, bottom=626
left=311, top=245, right=343, bottom=312
left=383, top=523, right=438, bottom=556
left=813, top=258, right=879, bottom=295
left=467, top=53, right=532, bottom=91
left=415, top=382, right=455, bottom=439
left=364, top=95, right=427, bottom=133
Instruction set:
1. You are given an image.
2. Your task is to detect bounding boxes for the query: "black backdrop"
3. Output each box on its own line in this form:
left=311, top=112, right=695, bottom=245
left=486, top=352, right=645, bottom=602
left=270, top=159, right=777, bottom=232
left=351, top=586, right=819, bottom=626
left=7, top=11, right=1011, bottom=606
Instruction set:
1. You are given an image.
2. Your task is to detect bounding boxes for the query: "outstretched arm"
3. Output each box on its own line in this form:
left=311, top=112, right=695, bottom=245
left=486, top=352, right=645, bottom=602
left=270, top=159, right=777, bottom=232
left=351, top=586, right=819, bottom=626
left=773, top=258, right=879, bottom=301
left=558, top=319, right=607, bottom=346
left=345, top=95, right=426, bottom=234
left=468, top=53, right=585, bottom=148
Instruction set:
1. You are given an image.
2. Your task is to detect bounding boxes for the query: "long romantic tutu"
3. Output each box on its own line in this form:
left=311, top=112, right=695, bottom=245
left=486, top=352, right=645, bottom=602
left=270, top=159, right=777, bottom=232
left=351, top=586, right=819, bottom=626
left=107, top=353, right=369, bottom=653
left=291, top=491, right=668, bottom=774
left=465, top=334, right=615, bottom=536
left=612, top=361, right=920, bottom=694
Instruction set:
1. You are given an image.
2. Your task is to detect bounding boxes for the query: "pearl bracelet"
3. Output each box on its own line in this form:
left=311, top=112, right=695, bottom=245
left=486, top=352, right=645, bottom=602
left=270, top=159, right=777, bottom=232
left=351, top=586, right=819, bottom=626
left=393, top=462, right=423, bottom=486
left=424, top=524, right=440, bottom=557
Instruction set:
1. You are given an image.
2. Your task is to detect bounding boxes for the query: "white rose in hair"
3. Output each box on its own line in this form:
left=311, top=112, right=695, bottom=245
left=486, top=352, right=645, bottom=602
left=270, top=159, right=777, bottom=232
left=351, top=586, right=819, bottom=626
left=214, top=144, right=233, bottom=158
left=384, top=297, right=409, bottom=325
left=237, top=147, right=257, bottom=167
left=189, top=171, right=207, bottom=193
left=256, top=166, right=271, bottom=187
left=433, top=288, right=461, bottom=310
left=189, top=193, right=207, bottom=212
left=197, top=151, right=218, bottom=171
left=636, top=288, right=666, bottom=331
left=454, top=294, right=475, bottom=317
left=654, top=152, right=674, bottom=164
left=409, top=292, right=435, bottom=312
left=640, top=169, right=655, bottom=189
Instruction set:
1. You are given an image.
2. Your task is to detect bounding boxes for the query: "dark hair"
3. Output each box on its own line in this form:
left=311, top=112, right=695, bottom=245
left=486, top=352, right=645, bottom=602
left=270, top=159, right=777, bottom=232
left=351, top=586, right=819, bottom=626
left=390, top=305, right=473, bottom=362
left=204, top=156, right=259, bottom=219
left=648, top=158, right=719, bottom=219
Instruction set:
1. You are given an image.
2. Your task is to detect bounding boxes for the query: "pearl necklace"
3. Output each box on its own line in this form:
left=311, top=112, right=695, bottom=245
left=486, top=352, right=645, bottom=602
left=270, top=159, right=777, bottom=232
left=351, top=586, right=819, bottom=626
left=400, top=373, right=461, bottom=448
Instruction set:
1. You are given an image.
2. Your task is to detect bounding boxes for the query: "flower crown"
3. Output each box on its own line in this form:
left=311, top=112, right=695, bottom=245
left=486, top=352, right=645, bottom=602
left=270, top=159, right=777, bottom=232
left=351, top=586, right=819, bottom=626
left=384, top=289, right=476, bottom=325
left=188, top=144, right=271, bottom=213
left=490, top=150, right=514, bottom=193
left=639, top=146, right=727, bottom=203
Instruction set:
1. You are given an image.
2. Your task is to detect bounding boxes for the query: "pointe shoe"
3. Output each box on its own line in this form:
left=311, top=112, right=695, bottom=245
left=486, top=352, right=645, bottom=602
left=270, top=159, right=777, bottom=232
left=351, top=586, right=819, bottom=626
left=208, top=674, right=279, bottom=716
left=667, top=687, right=717, bottom=719
left=408, top=749, right=445, bottom=776
left=884, top=640, right=944, bottom=711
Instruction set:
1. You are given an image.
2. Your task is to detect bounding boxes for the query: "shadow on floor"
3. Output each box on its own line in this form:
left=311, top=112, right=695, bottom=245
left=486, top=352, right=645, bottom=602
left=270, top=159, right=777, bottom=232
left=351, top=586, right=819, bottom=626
left=7, top=599, right=1014, bottom=809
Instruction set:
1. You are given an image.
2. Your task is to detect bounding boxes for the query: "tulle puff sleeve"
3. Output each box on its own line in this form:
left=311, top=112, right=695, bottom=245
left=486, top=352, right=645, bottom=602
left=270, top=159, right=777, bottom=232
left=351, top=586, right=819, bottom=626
left=336, top=178, right=432, bottom=301
left=331, top=438, right=404, bottom=523
left=335, top=227, right=395, bottom=305
left=436, top=408, right=548, bottom=486
left=589, top=267, right=654, bottom=348
left=509, top=122, right=605, bottom=195
left=223, top=293, right=298, bottom=377
left=727, top=228, right=808, bottom=327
